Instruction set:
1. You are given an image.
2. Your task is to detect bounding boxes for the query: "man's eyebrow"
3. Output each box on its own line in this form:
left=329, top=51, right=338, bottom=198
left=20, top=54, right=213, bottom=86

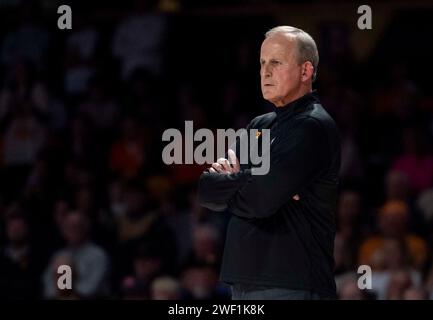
left=260, top=57, right=282, bottom=61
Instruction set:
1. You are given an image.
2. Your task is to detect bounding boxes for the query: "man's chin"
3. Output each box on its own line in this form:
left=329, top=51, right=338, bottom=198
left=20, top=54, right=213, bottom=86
left=262, top=94, right=277, bottom=104
left=262, top=92, right=273, bottom=100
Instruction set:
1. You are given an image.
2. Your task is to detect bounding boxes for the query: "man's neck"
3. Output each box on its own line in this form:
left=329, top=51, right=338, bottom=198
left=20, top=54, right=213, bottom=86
left=274, top=86, right=312, bottom=107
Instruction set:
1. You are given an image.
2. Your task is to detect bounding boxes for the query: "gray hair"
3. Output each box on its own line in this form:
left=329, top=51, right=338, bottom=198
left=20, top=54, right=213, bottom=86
left=265, top=26, right=319, bottom=82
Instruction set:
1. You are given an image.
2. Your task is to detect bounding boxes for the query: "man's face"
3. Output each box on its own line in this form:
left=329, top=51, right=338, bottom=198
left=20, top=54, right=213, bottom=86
left=63, top=214, right=89, bottom=246
left=260, top=35, right=304, bottom=107
left=6, top=218, right=28, bottom=245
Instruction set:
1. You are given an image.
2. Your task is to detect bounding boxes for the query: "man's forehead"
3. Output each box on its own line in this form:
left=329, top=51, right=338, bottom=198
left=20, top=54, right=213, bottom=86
left=260, top=34, right=297, bottom=57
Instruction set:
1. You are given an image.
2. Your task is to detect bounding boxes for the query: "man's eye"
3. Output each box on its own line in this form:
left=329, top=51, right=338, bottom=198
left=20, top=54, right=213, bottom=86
left=271, top=60, right=281, bottom=65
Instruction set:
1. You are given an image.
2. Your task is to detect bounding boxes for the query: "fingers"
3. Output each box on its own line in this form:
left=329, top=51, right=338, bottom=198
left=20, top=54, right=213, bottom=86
left=217, top=158, right=232, bottom=173
left=209, top=150, right=240, bottom=175
left=212, top=162, right=224, bottom=173
left=228, top=149, right=240, bottom=173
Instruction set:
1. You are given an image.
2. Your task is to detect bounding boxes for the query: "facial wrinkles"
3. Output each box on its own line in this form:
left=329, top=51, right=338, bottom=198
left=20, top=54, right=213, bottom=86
left=260, top=37, right=299, bottom=83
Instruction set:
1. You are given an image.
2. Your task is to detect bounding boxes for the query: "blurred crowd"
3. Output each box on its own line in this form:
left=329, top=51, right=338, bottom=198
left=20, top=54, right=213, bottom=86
left=1, top=0, right=433, bottom=300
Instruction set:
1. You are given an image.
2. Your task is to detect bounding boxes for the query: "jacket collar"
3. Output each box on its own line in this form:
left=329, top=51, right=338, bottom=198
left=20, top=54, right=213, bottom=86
left=274, top=90, right=319, bottom=121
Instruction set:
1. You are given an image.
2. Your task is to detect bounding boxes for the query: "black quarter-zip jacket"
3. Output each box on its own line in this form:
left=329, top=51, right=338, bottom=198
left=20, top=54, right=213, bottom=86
left=198, top=91, right=341, bottom=298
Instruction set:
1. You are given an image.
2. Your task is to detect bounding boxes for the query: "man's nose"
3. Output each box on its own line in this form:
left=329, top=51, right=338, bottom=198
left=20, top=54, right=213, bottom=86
left=261, top=65, right=271, bottom=78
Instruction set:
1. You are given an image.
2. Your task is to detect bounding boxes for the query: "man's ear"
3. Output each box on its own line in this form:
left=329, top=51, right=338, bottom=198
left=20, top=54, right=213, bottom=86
left=301, top=61, right=314, bottom=82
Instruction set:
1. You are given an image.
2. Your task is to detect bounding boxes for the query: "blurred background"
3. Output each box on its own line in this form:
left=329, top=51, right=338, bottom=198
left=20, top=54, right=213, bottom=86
left=0, top=0, right=433, bottom=300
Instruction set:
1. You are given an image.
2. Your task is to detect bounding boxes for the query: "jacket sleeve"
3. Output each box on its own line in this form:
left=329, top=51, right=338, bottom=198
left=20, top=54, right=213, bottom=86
left=227, top=117, right=328, bottom=218
left=197, top=169, right=252, bottom=211
left=197, top=119, right=254, bottom=211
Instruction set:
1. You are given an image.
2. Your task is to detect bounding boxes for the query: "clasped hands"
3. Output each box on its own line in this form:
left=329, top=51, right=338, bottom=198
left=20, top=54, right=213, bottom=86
left=208, top=149, right=300, bottom=201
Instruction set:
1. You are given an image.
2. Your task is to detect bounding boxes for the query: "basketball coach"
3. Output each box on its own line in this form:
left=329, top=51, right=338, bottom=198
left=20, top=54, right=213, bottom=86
left=198, top=26, right=341, bottom=300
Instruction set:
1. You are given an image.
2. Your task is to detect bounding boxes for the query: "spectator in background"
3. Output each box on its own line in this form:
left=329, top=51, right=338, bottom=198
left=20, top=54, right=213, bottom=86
left=384, top=169, right=427, bottom=235
left=183, top=223, right=222, bottom=270
left=162, top=187, right=221, bottom=268
left=180, top=263, right=229, bottom=300
left=61, top=161, right=94, bottom=198
left=0, top=100, right=46, bottom=200
left=372, top=63, right=419, bottom=120
left=42, top=212, right=110, bottom=299
left=358, top=200, right=428, bottom=272
left=20, top=153, right=61, bottom=242
left=416, top=188, right=433, bottom=225
left=385, top=269, right=414, bottom=300
left=67, top=115, right=98, bottom=166
left=120, top=243, right=167, bottom=299
left=112, top=0, right=167, bottom=79
left=63, top=48, right=95, bottom=98
left=340, top=134, right=363, bottom=182
left=113, top=180, right=177, bottom=282
left=126, top=69, right=164, bottom=126
left=391, top=127, right=433, bottom=195
left=402, top=286, right=429, bottom=300
left=385, top=170, right=410, bottom=202
left=336, top=90, right=364, bottom=182
left=168, top=82, right=209, bottom=186
left=50, top=199, right=72, bottom=245
left=46, top=253, right=80, bottom=300
left=145, top=176, right=197, bottom=269
left=77, top=80, right=120, bottom=132
left=423, top=263, right=433, bottom=299
left=116, top=181, right=159, bottom=243
left=0, top=59, right=33, bottom=104
left=369, top=238, right=422, bottom=300
left=334, top=189, right=368, bottom=274
left=0, top=3, right=50, bottom=69
left=63, top=13, right=99, bottom=97
left=66, top=14, right=99, bottom=62
left=30, top=79, right=67, bottom=132
left=22, top=156, right=50, bottom=201
left=150, top=276, right=182, bottom=300
left=74, top=185, right=116, bottom=250
left=109, top=116, right=146, bottom=179
left=108, top=178, right=128, bottom=219
left=336, top=272, right=369, bottom=300
left=146, top=175, right=173, bottom=212
left=0, top=213, right=44, bottom=299
left=2, top=103, right=45, bottom=167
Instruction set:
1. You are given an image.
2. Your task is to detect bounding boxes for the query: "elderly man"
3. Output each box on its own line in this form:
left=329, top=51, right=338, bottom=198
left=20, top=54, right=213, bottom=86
left=42, top=212, right=110, bottom=299
left=198, top=26, right=341, bottom=300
